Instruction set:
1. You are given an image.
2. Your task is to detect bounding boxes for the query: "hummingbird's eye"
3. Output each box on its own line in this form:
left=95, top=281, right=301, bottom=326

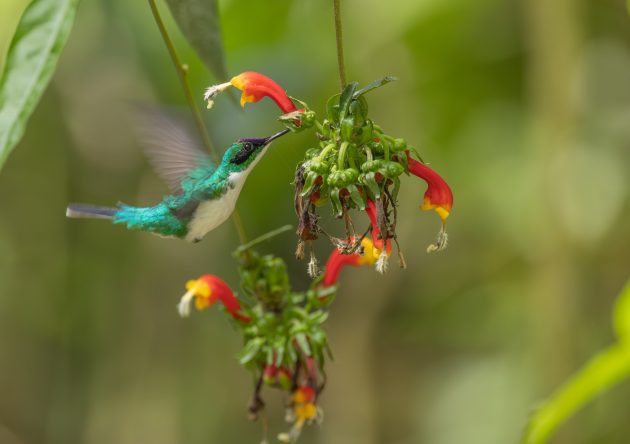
left=231, top=142, right=256, bottom=165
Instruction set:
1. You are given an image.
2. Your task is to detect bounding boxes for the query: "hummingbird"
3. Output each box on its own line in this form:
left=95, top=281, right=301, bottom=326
left=66, top=111, right=289, bottom=242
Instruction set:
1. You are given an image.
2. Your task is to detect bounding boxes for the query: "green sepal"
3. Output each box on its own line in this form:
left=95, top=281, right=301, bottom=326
left=361, top=172, right=381, bottom=198
left=391, top=176, right=401, bottom=202
left=346, top=184, right=366, bottom=210
left=329, top=189, right=343, bottom=217
left=300, top=171, right=321, bottom=197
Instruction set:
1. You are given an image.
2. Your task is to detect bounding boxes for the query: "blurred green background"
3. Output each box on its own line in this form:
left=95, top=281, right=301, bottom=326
left=1, top=0, right=629, bottom=443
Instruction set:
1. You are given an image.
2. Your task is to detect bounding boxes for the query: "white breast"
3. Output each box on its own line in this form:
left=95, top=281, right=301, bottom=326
left=184, top=146, right=268, bottom=242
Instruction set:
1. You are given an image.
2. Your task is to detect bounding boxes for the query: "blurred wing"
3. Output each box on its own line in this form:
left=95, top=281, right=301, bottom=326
left=134, top=108, right=215, bottom=193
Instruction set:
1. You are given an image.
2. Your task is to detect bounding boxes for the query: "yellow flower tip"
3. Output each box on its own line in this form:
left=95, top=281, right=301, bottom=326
left=357, top=237, right=380, bottom=266
left=435, top=206, right=450, bottom=221
left=239, top=93, right=256, bottom=108
left=229, top=74, right=246, bottom=90
left=178, top=280, right=212, bottom=317
left=422, top=197, right=450, bottom=221
left=185, top=279, right=210, bottom=298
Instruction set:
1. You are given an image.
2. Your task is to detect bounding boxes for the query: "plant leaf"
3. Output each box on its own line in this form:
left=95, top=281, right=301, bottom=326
left=239, top=337, right=265, bottom=365
left=0, top=0, right=31, bottom=79
left=613, top=279, right=630, bottom=343
left=165, top=0, right=227, bottom=81
left=522, top=345, right=630, bottom=444
left=0, top=0, right=79, bottom=171
left=295, top=333, right=311, bottom=356
left=522, top=279, right=630, bottom=444
left=353, top=76, right=398, bottom=98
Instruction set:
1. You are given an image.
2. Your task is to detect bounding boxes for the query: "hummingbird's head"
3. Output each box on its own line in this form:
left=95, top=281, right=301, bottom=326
left=223, top=128, right=290, bottom=172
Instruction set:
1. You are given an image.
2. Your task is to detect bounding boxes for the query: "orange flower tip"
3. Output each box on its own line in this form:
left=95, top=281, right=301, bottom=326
left=177, top=278, right=211, bottom=317
left=203, top=82, right=232, bottom=109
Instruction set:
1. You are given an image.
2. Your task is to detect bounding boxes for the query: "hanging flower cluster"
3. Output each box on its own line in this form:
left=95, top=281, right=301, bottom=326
left=205, top=72, right=453, bottom=273
left=178, top=233, right=378, bottom=442
left=192, top=71, right=454, bottom=442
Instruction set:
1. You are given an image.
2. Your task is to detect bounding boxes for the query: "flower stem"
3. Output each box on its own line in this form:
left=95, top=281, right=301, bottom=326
left=147, top=0, right=247, bottom=243
left=333, top=0, right=347, bottom=90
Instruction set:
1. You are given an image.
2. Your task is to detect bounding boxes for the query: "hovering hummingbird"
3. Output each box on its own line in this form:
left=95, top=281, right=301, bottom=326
left=66, top=111, right=289, bottom=242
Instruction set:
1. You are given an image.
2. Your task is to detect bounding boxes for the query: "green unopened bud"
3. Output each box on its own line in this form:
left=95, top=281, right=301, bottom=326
left=309, top=159, right=329, bottom=175
left=381, top=160, right=404, bottom=178
left=361, top=159, right=384, bottom=173
left=392, top=138, right=407, bottom=152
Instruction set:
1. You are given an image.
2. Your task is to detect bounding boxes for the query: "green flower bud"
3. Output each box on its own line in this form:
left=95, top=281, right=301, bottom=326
left=368, top=140, right=384, bottom=154
left=304, top=148, right=320, bottom=160
left=361, top=159, right=384, bottom=173
left=392, top=138, right=407, bottom=152
left=381, top=160, right=404, bottom=178
left=309, top=159, right=329, bottom=175
left=327, top=168, right=358, bottom=187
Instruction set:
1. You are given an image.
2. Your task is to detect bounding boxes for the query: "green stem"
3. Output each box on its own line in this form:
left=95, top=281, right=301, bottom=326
left=333, top=0, right=346, bottom=90
left=337, top=141, right=349, bottom=169
left=147, top=0, right=214, bottom=160
left=317, top=143, right=336, bottom=161
left=148, top=0, right=247, bottom=244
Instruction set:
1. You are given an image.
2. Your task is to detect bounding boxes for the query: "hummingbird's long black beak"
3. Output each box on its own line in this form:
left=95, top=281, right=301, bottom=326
left=265, top=128, right=290, bottom=144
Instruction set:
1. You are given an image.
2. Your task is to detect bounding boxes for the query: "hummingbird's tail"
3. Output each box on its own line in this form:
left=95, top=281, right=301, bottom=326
left=66, top=204, right=118, bottom=220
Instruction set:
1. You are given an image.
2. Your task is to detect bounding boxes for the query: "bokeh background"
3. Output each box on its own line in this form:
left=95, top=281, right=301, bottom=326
left=1, top=0, right=630, bottom=443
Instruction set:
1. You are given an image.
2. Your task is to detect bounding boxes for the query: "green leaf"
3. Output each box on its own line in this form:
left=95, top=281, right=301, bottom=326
left=0, top=0, right=31, bottom=79
left=613, top=279, right=630, bottom=343
left=295, top=333, right=311, bottom=356
left=522, top=345, right=630, bottom=444
left=165, top=0, right=227, bottom=81
left=0, top=0, right=79, bottom=171
left=522, top=279, right=630, bottom=444
left=353, top=76, right=397, bottom=98
left=239, top=337, right=265, bottom=365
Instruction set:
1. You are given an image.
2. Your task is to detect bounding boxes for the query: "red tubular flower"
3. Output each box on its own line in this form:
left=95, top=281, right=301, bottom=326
left=231, top=72, right=297, bottom=113
left=204, top=71, right=297, bottom=114
left=321, top=237, right=380, bottom=287
left=405, top=151, right=453, bottom=252
left=177, top=274, right=251, bottom=322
